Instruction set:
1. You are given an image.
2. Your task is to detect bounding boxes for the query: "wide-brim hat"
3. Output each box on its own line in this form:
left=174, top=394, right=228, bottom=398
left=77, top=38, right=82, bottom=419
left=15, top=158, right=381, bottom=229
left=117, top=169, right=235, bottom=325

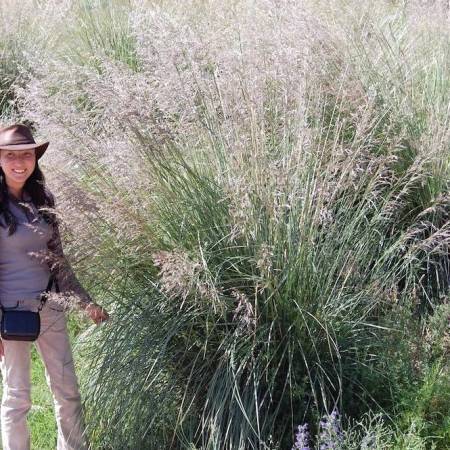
left=0, top=124, right=49, bottom=160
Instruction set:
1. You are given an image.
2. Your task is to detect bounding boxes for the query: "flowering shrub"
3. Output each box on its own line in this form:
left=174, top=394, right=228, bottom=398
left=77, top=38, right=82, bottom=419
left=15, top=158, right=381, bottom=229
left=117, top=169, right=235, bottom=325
left=293, top=423, right=310, bottom=450
left=319, top=409, right=344, bottom=450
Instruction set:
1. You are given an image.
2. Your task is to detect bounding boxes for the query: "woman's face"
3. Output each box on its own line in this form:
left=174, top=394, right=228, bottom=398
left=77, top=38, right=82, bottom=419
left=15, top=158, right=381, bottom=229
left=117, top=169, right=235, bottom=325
left=0, top=148, right=36, bottom=190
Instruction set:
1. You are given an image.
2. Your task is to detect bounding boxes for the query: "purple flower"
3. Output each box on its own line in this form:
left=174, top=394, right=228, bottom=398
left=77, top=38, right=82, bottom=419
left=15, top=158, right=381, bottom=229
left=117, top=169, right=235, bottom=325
left=318, top=408, right=344, bottom=449
left=292, top=423, right=310, bottom=450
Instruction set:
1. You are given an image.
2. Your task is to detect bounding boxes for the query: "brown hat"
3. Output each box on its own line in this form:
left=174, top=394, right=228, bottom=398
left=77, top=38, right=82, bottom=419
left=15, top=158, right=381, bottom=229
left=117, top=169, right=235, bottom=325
left=0, top=124, right=49, bottom=160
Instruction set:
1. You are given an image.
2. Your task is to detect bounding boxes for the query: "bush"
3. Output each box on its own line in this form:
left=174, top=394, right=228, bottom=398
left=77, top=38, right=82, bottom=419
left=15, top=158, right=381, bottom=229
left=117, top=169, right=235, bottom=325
left=11, top=0, right=450, bottom=448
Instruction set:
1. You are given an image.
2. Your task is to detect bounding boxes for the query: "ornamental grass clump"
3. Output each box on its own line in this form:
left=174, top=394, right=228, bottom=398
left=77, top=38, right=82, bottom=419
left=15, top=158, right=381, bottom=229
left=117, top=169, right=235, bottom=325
left=12, top=0, right=450, bottom=448
left=0, top=0, right=70, bottom=116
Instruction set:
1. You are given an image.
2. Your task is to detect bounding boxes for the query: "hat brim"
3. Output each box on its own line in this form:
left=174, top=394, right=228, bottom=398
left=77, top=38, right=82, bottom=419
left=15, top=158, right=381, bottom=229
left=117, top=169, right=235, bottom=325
left=0, top=142, right=49, bottom=160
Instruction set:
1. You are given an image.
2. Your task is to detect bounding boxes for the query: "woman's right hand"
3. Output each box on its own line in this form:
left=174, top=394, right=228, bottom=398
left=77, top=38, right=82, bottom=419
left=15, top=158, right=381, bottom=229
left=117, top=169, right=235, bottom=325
left=84, top=303, right=110, bottom=325
left=0, top=338, right=4, bottom=359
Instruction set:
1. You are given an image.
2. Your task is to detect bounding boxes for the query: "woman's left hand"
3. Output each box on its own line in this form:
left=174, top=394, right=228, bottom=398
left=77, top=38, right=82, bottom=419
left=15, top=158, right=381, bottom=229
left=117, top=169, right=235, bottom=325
left=84, top=303, right=110, bottom=325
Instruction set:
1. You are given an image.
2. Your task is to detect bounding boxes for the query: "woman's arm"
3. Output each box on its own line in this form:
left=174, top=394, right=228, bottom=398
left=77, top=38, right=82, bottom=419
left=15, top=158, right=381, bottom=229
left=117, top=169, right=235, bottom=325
left=45, top=191, right=109, bottom=323
left=46, top=219, right=94, bottom=307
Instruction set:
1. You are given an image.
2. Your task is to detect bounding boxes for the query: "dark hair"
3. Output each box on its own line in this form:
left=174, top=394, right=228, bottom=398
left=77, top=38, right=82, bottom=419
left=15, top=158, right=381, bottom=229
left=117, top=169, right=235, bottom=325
left=0, top=161, right=56, bottom=235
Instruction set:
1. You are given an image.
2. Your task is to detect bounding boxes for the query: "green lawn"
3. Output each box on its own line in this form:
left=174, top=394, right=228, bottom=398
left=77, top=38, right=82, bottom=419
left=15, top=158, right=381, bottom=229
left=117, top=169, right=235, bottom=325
left=29, top=347, right=58, bottom=449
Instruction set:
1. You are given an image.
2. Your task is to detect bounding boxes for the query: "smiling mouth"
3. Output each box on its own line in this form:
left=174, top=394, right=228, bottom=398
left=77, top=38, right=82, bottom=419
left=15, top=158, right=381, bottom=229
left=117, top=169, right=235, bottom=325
left=12, top=169, right=26, bottom=174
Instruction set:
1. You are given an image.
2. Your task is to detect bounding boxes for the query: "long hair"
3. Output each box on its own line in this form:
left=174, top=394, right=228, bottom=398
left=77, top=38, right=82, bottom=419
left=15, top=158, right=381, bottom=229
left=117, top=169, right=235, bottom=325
left=0, top=161, right=56, bottom=235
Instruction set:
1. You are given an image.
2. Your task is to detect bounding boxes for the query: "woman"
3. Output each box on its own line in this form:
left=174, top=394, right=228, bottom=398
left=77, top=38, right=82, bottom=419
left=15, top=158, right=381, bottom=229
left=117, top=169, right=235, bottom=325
left=0, top=123, right=109, bottom=450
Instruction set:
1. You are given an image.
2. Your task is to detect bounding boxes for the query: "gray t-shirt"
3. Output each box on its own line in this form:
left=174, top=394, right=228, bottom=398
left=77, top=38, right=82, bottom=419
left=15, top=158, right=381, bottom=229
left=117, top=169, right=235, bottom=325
left=0, top=192, right=52, bottom=307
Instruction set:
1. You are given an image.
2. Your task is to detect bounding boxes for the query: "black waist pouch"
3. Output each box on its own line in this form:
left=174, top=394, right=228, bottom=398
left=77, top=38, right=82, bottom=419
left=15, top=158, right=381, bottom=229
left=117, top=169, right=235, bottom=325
left=0, top=276, right=58, bottom=342
left=0, top=310, right=40, bottom=341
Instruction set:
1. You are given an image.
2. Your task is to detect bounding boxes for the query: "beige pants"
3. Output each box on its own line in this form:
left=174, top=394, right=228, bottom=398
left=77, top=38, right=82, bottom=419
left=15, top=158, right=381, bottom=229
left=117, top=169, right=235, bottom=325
left=0, top=299, right=88, bottom=450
